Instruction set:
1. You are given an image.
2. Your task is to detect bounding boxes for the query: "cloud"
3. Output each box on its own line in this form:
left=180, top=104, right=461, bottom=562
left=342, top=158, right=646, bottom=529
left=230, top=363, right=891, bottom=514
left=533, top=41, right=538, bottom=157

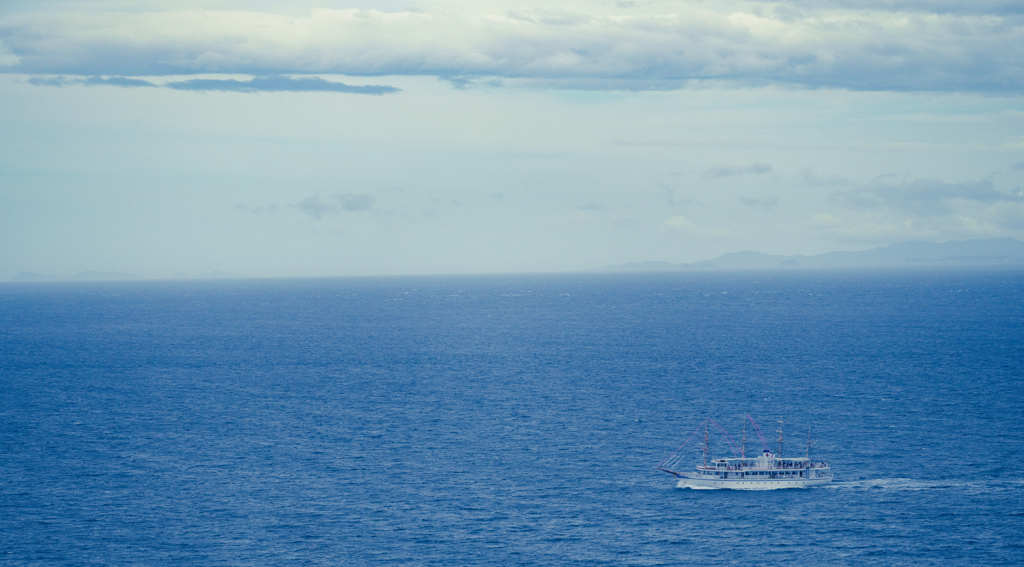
left=805, top=212, right=924, bottom=242
left=165, top=75, right=398, bottom=94
left=291, top=193, right=375, bottom=219
left=292, top=194, right=338, bottom=220
left=833, top=176, right=1024, bottom=217
left=26, top=73, right=396, bottom=94
left=780, top=1, right=1024, bottom=16
left=813, top=176, right=1024, bottom=242
left=28, top=75, right=157, bottom=87
left=703, top=163, right=772, bottom=179
left=2, top=5, right=1023, bottom=93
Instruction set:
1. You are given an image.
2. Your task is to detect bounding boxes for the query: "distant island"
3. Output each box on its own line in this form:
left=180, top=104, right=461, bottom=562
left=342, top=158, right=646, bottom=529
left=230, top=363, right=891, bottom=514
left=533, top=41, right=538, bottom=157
left=596, top=238, right=1024, bottom=272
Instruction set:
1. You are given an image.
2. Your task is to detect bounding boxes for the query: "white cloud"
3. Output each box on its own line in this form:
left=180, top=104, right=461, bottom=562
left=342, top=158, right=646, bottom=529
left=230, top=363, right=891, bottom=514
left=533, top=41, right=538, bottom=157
left=1, top=4, right=1022, bottom=92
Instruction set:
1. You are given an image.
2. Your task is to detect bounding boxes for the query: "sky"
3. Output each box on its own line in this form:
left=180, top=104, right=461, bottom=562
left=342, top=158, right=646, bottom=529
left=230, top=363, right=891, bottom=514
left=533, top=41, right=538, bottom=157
left=1, top=0, right=1023, bottom=279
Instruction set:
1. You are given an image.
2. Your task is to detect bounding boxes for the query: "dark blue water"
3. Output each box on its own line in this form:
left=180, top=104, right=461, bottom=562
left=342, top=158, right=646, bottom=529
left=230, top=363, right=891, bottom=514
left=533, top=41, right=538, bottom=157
left=2, top=269, right=1022, bottom=565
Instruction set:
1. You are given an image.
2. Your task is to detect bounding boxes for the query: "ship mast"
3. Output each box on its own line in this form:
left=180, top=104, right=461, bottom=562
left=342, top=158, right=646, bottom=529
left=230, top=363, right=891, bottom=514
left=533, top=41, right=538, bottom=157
left=702, top=421, right=710, bottom=468
left=806, top=427, right=819, bottom=460
left=741, top=420, right=747, bottom=459
left=776, top=419, right=787, bottom=457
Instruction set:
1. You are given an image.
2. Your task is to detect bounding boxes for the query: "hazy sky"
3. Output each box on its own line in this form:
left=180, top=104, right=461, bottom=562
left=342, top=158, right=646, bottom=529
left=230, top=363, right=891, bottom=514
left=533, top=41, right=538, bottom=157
left=2, top=0, right=1023, bottom=279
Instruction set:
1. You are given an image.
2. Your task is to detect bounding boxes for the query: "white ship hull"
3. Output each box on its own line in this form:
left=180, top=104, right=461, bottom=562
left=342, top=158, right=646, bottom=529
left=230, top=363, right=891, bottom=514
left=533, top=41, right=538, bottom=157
left=677, top=475, right=832, bottom=490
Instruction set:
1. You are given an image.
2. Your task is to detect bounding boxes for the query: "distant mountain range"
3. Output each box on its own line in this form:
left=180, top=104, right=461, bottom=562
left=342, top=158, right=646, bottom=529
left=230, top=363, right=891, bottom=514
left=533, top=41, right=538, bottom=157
left=9, top=239, right=1024, bottom=281
left=596, top=238, right=1024, bottom=272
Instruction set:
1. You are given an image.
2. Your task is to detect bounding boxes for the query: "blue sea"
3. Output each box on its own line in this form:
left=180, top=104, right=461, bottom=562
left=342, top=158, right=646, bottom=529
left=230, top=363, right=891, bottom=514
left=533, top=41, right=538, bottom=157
left=2, top=269, right=1022, bottom=565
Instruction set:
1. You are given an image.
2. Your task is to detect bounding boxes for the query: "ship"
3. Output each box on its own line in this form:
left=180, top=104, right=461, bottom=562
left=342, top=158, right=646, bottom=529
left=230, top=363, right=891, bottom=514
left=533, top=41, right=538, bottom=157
left=656, top=415, right=832, bottom=490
